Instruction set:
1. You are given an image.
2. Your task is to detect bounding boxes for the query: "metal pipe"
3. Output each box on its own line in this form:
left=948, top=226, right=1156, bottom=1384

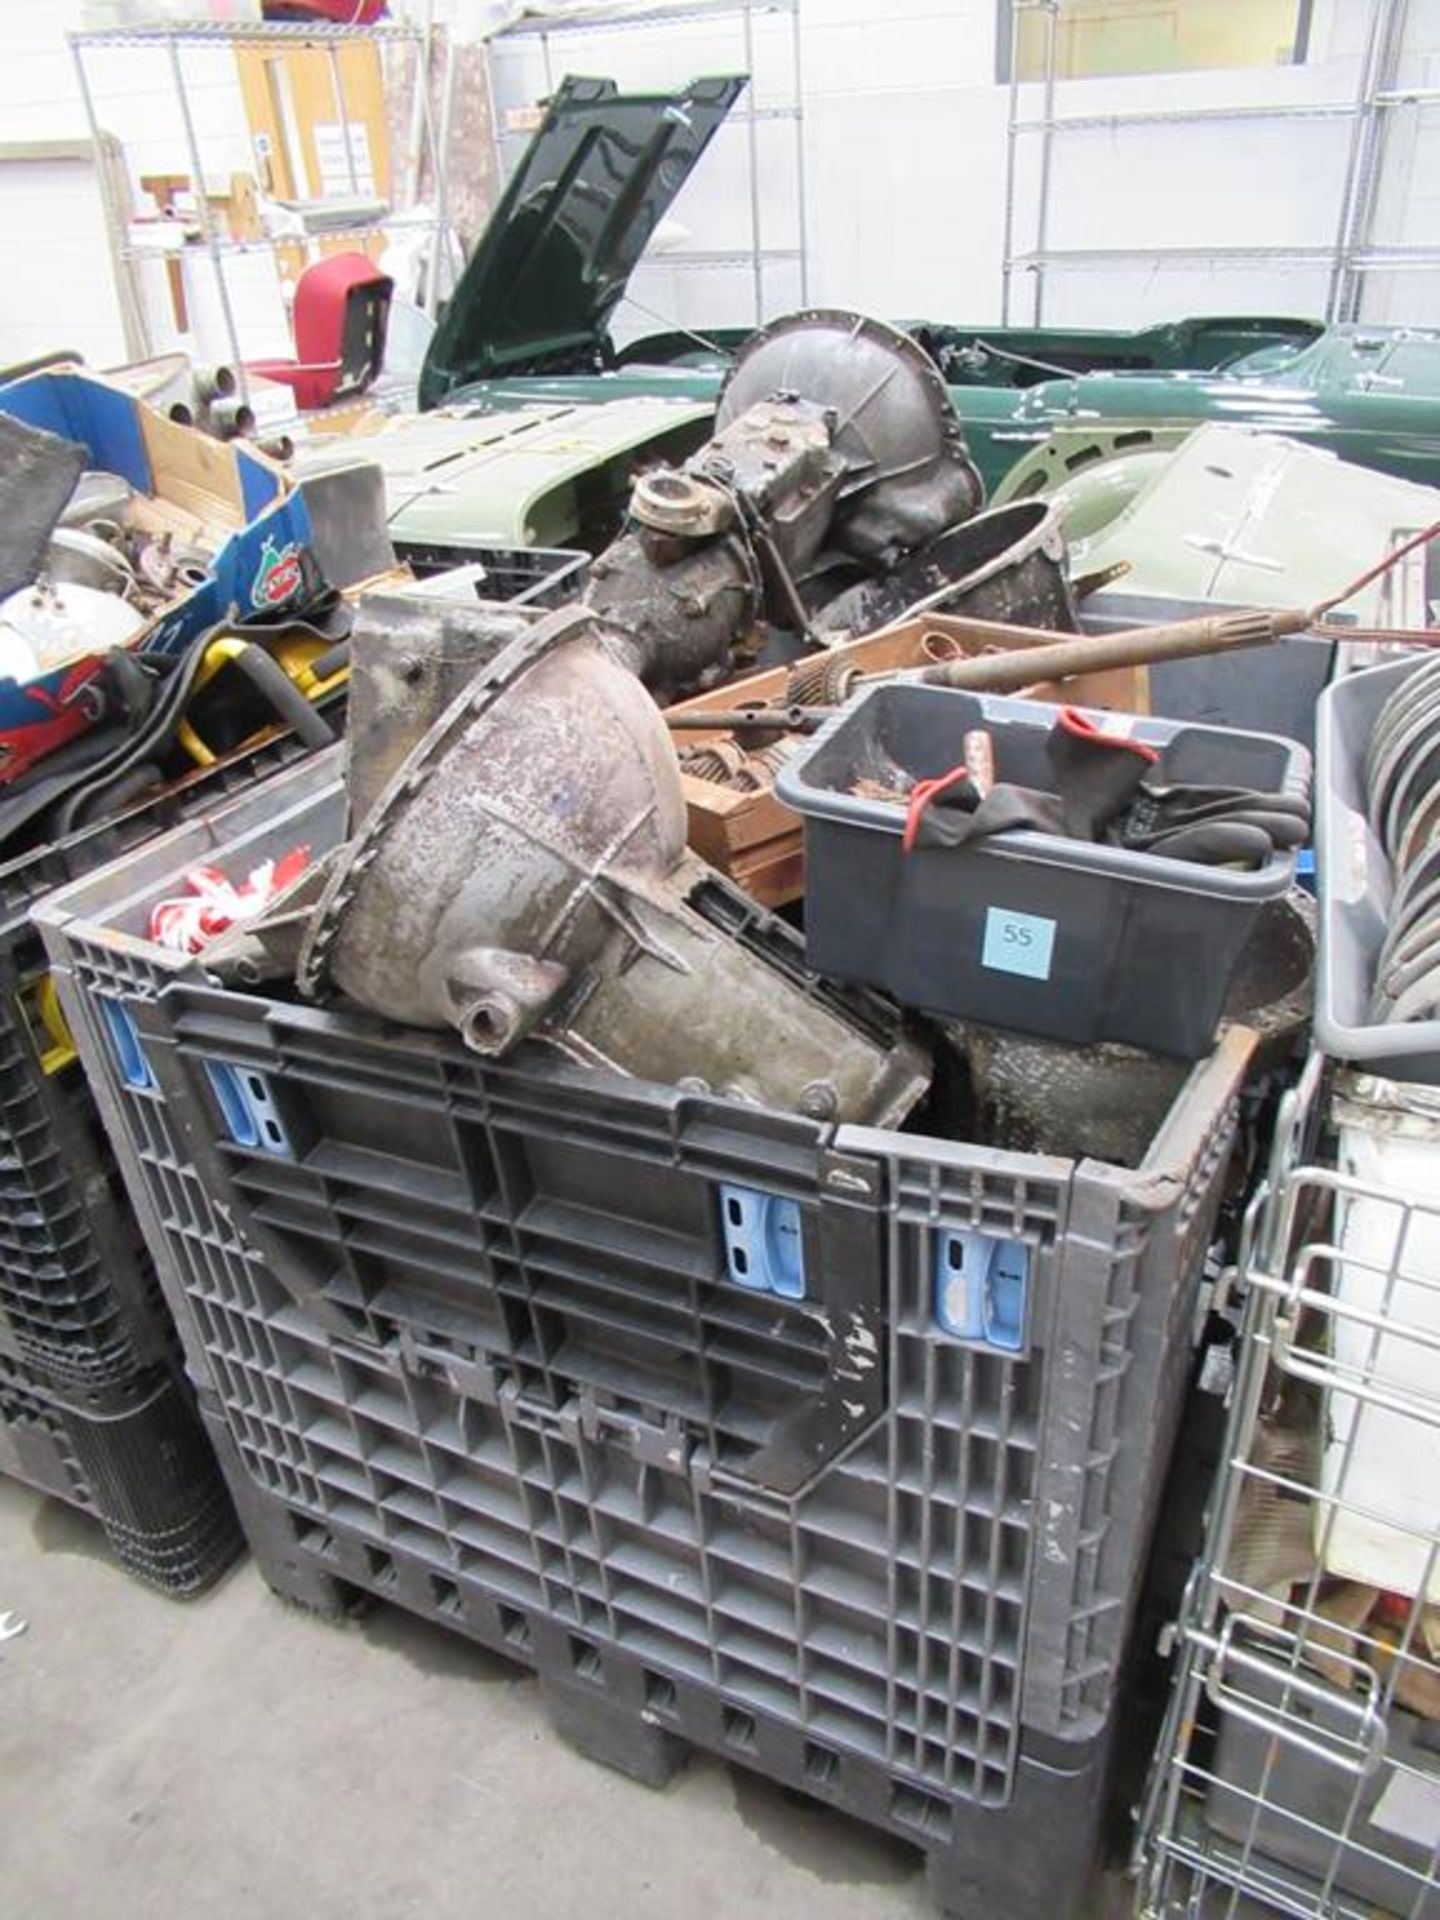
left=1373, top=84, right=1440, bottom=104
left=424, top=28, right=457, bottom=318
left=669, top=606, right=1313, bottom=727
left=402, top=3, right=434, bottom=208
left=69, top=46, right=152, bottom=359
left=1000, top=0, right=1024, bottom=324
left=667, top=705, right=828, bottom=734
left=874, top=609, right=1110, bottom=649
left=1329, top=0, right=1410, bottom=322
left=921, top=607, right=1312, bottom=695
left=1325, top=0, right=1384, bottom=321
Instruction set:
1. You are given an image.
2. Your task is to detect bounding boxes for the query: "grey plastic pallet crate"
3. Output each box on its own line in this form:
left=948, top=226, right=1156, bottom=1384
left=391, top=539, right=589, bottom=608
left=123, top=982, right=1242, bottom=1914
left=34, top=750, right=348, bottom=1400
left=0, top=726, right=321, bottom=1391
left=0, top=724, right=348, bottom=1592
left=200, top=1397, right=1115, bottom=1920
left=0, top=1348, right=240, bottom=1593
left=1082, top=592, right=1334, bottom=753
left=35, top=750, right=1251, bottom=1913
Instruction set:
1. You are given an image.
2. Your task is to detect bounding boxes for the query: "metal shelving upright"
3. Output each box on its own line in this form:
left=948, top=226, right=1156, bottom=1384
left=486, top=0, right=808, bottom=329
left=1000, top=0, right=1440, bottom=326
left=1330, top=0, right=1440, bottom=321
left=68, top=17, right=445, bottom=390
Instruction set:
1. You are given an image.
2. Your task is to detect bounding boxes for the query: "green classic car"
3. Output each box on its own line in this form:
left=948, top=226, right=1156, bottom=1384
left=434, top=313, right=1440, bottom=514
left=341, top=72, right=1440, bottom=549
left=418, top=74, right=1327, bottom=418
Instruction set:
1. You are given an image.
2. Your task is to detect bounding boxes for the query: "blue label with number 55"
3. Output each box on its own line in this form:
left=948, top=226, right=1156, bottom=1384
left=981, top=906, right=1057, bottom=982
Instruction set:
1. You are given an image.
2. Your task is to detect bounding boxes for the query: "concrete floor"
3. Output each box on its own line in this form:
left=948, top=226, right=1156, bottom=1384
left=0, top=1474, right=1137, bottom=1920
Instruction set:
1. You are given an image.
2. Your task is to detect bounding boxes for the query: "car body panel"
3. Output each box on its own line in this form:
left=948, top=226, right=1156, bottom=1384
left=434, top=326, right=1440, bottom=505
left=904, top=314, right=1323, bottom=384
left=419, top=74, right=747, bottom=408
left=417, top=68, right=1322, bottom=412
left=1063, top=423, right=1440, bottom=628
left=992, top=423, right=1192, bottom=513
left=296, top=394, right=714, bottom=547
left=605, top=313, right=1324, bottom=381
left=948, top=327, right=1440, bottom=492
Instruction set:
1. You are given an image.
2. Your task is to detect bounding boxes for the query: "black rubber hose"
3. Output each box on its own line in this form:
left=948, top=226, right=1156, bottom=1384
left=66, top=762, right=165, bottom=829
left=7, top=616, right=338, bottom=851
left=42, top=629, right=228, bottom=840
left=47, top=625, right=231, bottom=842
left=223, top=643, right=336, bottom=751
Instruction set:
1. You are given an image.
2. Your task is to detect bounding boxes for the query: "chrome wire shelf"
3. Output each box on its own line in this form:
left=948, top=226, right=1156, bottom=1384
left=68, top=20, right=421, bottom=50
left=498, top=0, right=797, bottom=37
left=1013, top=102, right=1359, bottom=135
left=68, top=16, right=444, bottom=382
left=1008, top=246, right=1340, bottom=269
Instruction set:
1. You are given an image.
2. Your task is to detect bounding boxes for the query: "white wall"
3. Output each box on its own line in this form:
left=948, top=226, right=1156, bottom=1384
left=0, top=148, right=130, bottom=368
left=484, top=0, right=1440, bottom=337
left=0, top=0, right=128, bottom=366
left=0, top=0, right=290, bottom=372
left=0, top=0, right=88, bottom=143
left=0, top=0, right=1435, bottom=374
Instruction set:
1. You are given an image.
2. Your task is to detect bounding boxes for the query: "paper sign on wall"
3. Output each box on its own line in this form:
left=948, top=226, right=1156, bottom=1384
left=313, top=122, right=375, bottom=199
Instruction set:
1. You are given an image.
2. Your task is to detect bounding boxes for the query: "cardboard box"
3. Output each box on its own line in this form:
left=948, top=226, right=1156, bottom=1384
left=0, top=369, right=392, bottom=779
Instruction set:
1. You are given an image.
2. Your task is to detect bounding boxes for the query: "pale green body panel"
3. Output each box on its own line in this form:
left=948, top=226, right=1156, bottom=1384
left=296, top=395, right=714, bottom=548
left=1064, top=424, right=1440, bottom=628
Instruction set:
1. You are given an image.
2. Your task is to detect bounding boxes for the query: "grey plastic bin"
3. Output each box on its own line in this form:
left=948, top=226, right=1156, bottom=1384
left=1315, top=654, right=1440, bottom=1085
left=775, top=684, right=1310, bottom=1058
left=1083, top=591, right=1334, bottom=752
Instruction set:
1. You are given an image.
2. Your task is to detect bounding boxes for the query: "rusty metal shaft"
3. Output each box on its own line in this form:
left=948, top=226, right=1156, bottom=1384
left=919, top=607, right=1312, bottom=694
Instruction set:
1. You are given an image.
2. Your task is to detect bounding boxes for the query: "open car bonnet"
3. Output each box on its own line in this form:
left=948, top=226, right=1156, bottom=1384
left=419, top=73, right=746, bottom=409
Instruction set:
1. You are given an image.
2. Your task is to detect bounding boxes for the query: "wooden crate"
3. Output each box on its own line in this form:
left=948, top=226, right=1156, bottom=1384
left=665, top=613, right=1149, bottom=907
